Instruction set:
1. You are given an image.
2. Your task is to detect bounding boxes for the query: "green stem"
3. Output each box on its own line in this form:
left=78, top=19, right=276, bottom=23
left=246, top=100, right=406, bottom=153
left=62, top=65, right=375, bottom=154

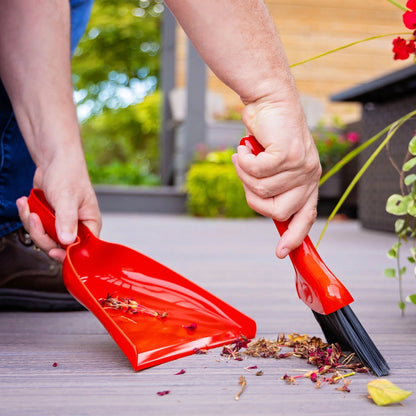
left=316, top=109, right=416, bottom=247
left=290, top=33, right=410, bottom=68
left=396, top=237, right=405, bottom=317
left=319, top=123, right=396, bottom=186
left=386, top=0, right=411, bottom=12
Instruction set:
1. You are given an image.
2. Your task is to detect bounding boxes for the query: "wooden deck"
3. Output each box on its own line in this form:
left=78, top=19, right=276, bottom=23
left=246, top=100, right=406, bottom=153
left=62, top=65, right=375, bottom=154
left=1, top=215, right=415, bottom=415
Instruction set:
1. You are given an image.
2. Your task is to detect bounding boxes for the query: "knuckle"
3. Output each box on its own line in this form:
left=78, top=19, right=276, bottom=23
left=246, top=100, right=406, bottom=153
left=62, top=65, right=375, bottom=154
left=271, top=207, right=291, bottom=223
left=253, top=182, right=271, bottom=199
left=247, top=164, right=263, bottom=178
left=306, top=207, right=318, bottom=224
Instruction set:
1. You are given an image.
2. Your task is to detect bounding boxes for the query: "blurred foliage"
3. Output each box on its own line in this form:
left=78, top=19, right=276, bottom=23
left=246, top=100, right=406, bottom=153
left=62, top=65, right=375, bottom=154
left=82, top=91, right=161, bottom=185
left=72, top=0, right=164, bottom=185
left=186, top=149, right=256, bottom=218
left=72, top=0, right=163, bottom=113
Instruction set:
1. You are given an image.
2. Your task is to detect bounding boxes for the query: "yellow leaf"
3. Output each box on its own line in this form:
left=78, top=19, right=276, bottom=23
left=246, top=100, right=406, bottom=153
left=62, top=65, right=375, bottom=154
left=367, top=379, right=413, bottom=406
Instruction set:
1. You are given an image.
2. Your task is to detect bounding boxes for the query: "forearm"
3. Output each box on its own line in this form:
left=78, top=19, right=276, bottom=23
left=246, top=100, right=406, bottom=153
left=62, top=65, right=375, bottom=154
left=166, top=1, right=320, bottom=255
left=164, top=0, right=297, bottom=106
left=0, top=0, right=84, bottom=168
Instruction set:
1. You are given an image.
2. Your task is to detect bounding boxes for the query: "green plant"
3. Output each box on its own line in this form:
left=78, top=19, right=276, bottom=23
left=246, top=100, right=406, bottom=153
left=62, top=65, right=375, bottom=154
left=294, top=0, right=416, bottom=315
left=384, top=134, right=416, bottom=315
left=185, top=149, right=255, bottom=218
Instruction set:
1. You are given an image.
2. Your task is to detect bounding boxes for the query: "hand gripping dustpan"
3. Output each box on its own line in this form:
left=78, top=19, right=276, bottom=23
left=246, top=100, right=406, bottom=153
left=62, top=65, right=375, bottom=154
left=28, top=189, right=256, bottom=371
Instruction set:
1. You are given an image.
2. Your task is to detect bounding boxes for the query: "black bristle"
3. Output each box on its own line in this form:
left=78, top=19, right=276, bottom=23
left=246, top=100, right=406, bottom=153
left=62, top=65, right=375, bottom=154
left=312, top=306, right=389, bottom=377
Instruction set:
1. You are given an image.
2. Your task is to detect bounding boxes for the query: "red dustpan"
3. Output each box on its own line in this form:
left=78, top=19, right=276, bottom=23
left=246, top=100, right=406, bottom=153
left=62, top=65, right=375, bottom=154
left=28, top=189, right=256, bottom=370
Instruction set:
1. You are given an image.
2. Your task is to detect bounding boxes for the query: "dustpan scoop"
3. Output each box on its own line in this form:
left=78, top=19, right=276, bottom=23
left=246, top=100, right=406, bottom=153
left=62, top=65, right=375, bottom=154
left=28, top=189, right=256, bottom=370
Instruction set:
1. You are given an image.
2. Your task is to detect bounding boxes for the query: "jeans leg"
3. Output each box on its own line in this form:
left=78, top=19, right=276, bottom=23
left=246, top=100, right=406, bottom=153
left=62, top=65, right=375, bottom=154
left=70, top=0, right=95, bottom=54
left=0, top=110, right=36, bottom=237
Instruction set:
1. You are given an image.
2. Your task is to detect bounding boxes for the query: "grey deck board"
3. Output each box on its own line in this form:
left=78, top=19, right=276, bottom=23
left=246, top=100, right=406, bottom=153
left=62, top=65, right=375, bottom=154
left=1, top=215, right=415, bottom=415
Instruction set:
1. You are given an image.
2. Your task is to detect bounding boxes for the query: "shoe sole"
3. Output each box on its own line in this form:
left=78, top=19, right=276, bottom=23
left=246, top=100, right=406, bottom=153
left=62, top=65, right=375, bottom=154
left=0, top=288, right=85, bottom=312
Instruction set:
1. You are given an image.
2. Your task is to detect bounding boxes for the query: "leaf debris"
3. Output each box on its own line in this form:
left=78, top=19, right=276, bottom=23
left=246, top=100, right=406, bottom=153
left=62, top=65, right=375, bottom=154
left=367, top=379, right=413, bottom=406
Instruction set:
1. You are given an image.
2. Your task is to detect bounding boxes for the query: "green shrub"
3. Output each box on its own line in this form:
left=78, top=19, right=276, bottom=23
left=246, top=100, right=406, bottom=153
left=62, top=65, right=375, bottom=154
left=185, top=149, right=255, bottom=218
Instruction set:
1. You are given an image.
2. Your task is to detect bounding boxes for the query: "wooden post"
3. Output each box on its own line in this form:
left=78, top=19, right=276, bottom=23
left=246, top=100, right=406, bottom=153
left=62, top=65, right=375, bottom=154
left=180, top=39, right=206, bottom=184
left=160, top=8, right=176, bottom=186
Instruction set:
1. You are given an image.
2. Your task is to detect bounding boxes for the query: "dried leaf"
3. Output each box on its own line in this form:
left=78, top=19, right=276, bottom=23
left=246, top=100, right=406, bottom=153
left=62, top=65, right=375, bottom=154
left=244, top=338, right=282, bottom=358
left=367, top=379, right=413, bottom=406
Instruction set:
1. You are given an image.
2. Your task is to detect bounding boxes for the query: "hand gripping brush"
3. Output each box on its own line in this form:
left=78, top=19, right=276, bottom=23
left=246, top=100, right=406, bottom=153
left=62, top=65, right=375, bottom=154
left=240, top=135, right=389, bottom=376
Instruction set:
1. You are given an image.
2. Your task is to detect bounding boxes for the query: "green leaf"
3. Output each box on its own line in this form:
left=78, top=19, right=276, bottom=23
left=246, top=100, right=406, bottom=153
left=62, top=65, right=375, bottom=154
left=384, top=268, right=396, bottom=277
left=408, top=201, right=416, bottom=216
left=403, top=157, right=416, bottom=172
left=386, top=194, right=410, bottom=215
left=398, top=301, right=406, bottom=311
left=367, top=379, right=413, bottom=406
left=395, top=219, right=405, bottom=233
left=407, top=256, right=415, bottom=264
left=387, top=248, right=397, bottom=259
left=409, top=135, right=416, bottom=155
left=406, top=294, right=416, bottom=305
left=404, top=173, right=416, bottom=185
left=399, top=266, right=407, bottom=275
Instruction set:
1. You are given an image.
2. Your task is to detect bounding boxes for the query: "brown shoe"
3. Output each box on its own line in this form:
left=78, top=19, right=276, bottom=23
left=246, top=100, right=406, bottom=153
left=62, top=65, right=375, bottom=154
left=0, top=227, right=84, bottom=311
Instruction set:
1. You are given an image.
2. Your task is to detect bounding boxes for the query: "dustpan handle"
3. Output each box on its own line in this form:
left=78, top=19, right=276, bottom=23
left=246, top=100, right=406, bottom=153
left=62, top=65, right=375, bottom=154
left=27, top=188, right=90, bottom=248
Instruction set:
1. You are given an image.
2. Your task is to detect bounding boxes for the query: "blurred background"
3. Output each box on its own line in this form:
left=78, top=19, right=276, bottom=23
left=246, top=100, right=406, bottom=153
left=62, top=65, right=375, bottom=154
left=72, top=0, right=412, bottom=220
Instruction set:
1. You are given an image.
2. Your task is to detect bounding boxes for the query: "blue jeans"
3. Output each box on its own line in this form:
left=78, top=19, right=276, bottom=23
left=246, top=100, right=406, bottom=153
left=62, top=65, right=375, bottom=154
left=0, top=0, right=94, bottom=237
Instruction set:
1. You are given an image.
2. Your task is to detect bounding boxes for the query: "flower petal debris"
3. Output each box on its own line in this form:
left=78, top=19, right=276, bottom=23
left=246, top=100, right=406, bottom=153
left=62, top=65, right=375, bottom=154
left=182, top=323, right=197, bottom=331
left=174, top=369, right=186, bottom=375
left=98, top=293, right=167, bottom=318
left=221, top=335, right=250, bottom=361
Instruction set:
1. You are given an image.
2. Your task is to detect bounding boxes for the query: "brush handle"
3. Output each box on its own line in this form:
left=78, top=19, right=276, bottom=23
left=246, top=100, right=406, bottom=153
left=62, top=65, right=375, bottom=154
left=239, top=135, right=353, bottom=314
left=27, top=188, right=92, bottom=247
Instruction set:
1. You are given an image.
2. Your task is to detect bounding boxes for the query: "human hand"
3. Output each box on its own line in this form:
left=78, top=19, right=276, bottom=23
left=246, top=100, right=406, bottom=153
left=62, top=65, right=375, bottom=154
left=16, top=151, right=101, bottom=263
left=232, top=98, right=321, bottom=258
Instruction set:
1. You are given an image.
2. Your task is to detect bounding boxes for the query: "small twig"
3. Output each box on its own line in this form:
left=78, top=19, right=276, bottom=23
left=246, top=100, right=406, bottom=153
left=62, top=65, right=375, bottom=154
left=234, top=376, right=247, bottom=401
left=333, top=371, right=356, bottom=382
left=341, top=352, right=356, bottom=366
left=120, top=315, right=137, bottom=324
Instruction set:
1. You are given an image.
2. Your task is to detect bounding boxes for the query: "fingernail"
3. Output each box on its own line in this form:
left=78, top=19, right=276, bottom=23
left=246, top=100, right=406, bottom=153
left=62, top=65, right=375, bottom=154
left=59, top=231, right=76, bottom=245
left=279, top=248, right=289, bottom=258
left=238, top=145, right=251, bottom=155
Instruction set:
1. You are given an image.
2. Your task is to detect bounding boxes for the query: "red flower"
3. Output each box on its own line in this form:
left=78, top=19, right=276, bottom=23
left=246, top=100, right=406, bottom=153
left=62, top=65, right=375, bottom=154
left=403, top=0, right=416, bottom=29
left=392, top=36, right=415, bottom=60
left=346, top=131, right=360, bottom=143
